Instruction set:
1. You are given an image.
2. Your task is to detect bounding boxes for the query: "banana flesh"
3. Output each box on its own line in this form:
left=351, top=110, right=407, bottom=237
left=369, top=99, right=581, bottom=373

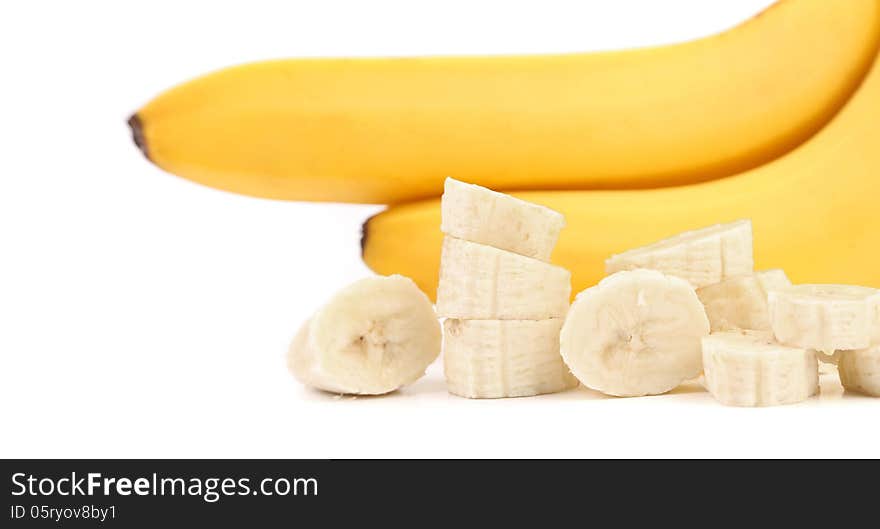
left=697, top=269, right=791, bottom=332
left=605, top=220, right=753, bottom=288
left=702, top=330, right=818, bottom=407
left=436, top=236, right=571, bottom=320
left=288, top=275, right=441, bottom=394
left=838, top=345, right=880, bottom=396
left=441, top=178, right=564, bottom=261
left=443, top=319, right=578, bottom=399
left=768, top=284, right=880, bottom=353
left=560, top=269, right=710, bottom=397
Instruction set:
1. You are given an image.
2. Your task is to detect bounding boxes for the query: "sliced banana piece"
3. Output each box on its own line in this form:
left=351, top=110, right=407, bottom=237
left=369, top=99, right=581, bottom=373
left=444, top=319, right=578, bottom=399
left=560, top=269, right=710, bottom=397
left=697, top=269, right=792, bottom=332
left=605, top=219, right=753, bottom=288
left=701, top=330, right=818, bottom=407
left=287, top=275, right=441, bottom=395
left=838, top=345, right=880, bottom=396
left=441, top=177, right=565, bottom=262
left=768, top=284, right=880, bottom=353
left=436, top=236, right=571, bottom=319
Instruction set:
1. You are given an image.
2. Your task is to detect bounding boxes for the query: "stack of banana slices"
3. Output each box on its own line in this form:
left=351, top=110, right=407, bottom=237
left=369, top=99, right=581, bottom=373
left=768, top=285, right=880, bottom=399
left=436, top=178, right=578, bottom=398
left=574, top=217, right=880, bottom=406
left=286, top=179, right=880, bottom=405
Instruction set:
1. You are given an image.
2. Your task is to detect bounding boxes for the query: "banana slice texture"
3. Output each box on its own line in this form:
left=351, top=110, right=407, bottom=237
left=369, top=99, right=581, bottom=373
left=560, top=269, right=710, bottom=397
left=838, top=345, right=880, bottom=396
left=288, top=275, right=441, bottom=395
left=817, top=350, right=840, bottom=375
left=436, top=236, right=571, bottom=319
left=605, top=220, right=753, bottom=288
left=702, top=330, right=818, bottom=407
left=441, top=178, right=564, bottom=262
left=443, top=319, right=578, bottom=399
left=697, top=269, right=791, bottom=332
left=768, top=284, right=880, bottom=353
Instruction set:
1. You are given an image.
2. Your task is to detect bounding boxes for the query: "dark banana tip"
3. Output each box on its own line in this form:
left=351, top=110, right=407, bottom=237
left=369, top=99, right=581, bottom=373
left=127, top=113, right=149, bottom=160
left=360, top=214, right=374, bottom=258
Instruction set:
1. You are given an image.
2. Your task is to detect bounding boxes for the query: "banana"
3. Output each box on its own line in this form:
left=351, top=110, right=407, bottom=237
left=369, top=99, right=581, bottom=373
left=443, top=319, right=578, bottom=399
left=436, top=236, right=570, bottom=319
left=696, top=269, right=791, bottom=332
left=605, top=220, right=753, bottom=288
left=287, top=275, right=441, bottom=395
left=559, top=269, right=710, bottom=397
left=130, top=1, right=880, bottom=203
left=768, top=284, right=880, bottom=352
left=701, top=330, right=818, bottom=407
left=441, top=178, right=564, bottom=261
left=362, top=29, right=880, bottom=300
left=838, top=345, right=880, bottom=396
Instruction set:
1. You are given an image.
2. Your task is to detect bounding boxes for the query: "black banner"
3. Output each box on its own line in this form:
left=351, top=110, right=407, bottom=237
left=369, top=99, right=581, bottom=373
left=1, top=459, right=872, bottom=526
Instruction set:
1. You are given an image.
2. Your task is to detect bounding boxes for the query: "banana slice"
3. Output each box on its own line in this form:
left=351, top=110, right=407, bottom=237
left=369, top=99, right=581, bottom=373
left=605, top=220, right=753, bottom=288
left=696, top=269, right=792, bottom=332
left=443, top=319, right=578, bottom=399
left=441, top=178, right=565, bottom=262
left=768, top=284, right=880, bottom=353
left=559, top=269, right=710, bottom=397
left=838, top=345, right=880, bottom=397
left=436, top=236, right=571, bottom=319
left=287, top=275, right=441, bottom=395
left=701, top=330, right=818, bottom=407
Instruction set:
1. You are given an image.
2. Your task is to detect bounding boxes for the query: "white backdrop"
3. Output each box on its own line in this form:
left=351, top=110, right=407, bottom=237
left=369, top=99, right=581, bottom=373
left=3, top=0, right=877, bottom=458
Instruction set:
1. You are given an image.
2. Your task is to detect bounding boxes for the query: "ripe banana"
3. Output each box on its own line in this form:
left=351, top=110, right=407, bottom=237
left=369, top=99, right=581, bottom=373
left=441, top=178, right=564, bottom=261
left=697, top=270, right=791, bottom=332
left=130, top=0, right=880, bottom=203
left=436, top=236, right=571, bottom=320
left=768, top=285, right=880, bottom=352
left=443, top=319, right=578, bottom=399
left=701, top=330, right=818, bottom=407
left=838, top=345, right=880, bottom=396
left=559, top=269, right=710, bottom=397
left=362, top=32, right=880, bottom=299
left=605, top=220, right=753, bottom=288
left=287, top=275, right=440, bottom=395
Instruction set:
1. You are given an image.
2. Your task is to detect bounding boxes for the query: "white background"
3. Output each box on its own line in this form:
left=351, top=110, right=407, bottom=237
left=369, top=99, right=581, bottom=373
left=2, top=0, right=877, bottom=458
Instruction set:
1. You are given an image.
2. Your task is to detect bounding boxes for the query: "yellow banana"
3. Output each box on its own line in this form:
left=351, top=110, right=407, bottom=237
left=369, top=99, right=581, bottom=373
left=362, top=42, right=880, bottom=299
left=131, top=0, right=880, bottom=204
